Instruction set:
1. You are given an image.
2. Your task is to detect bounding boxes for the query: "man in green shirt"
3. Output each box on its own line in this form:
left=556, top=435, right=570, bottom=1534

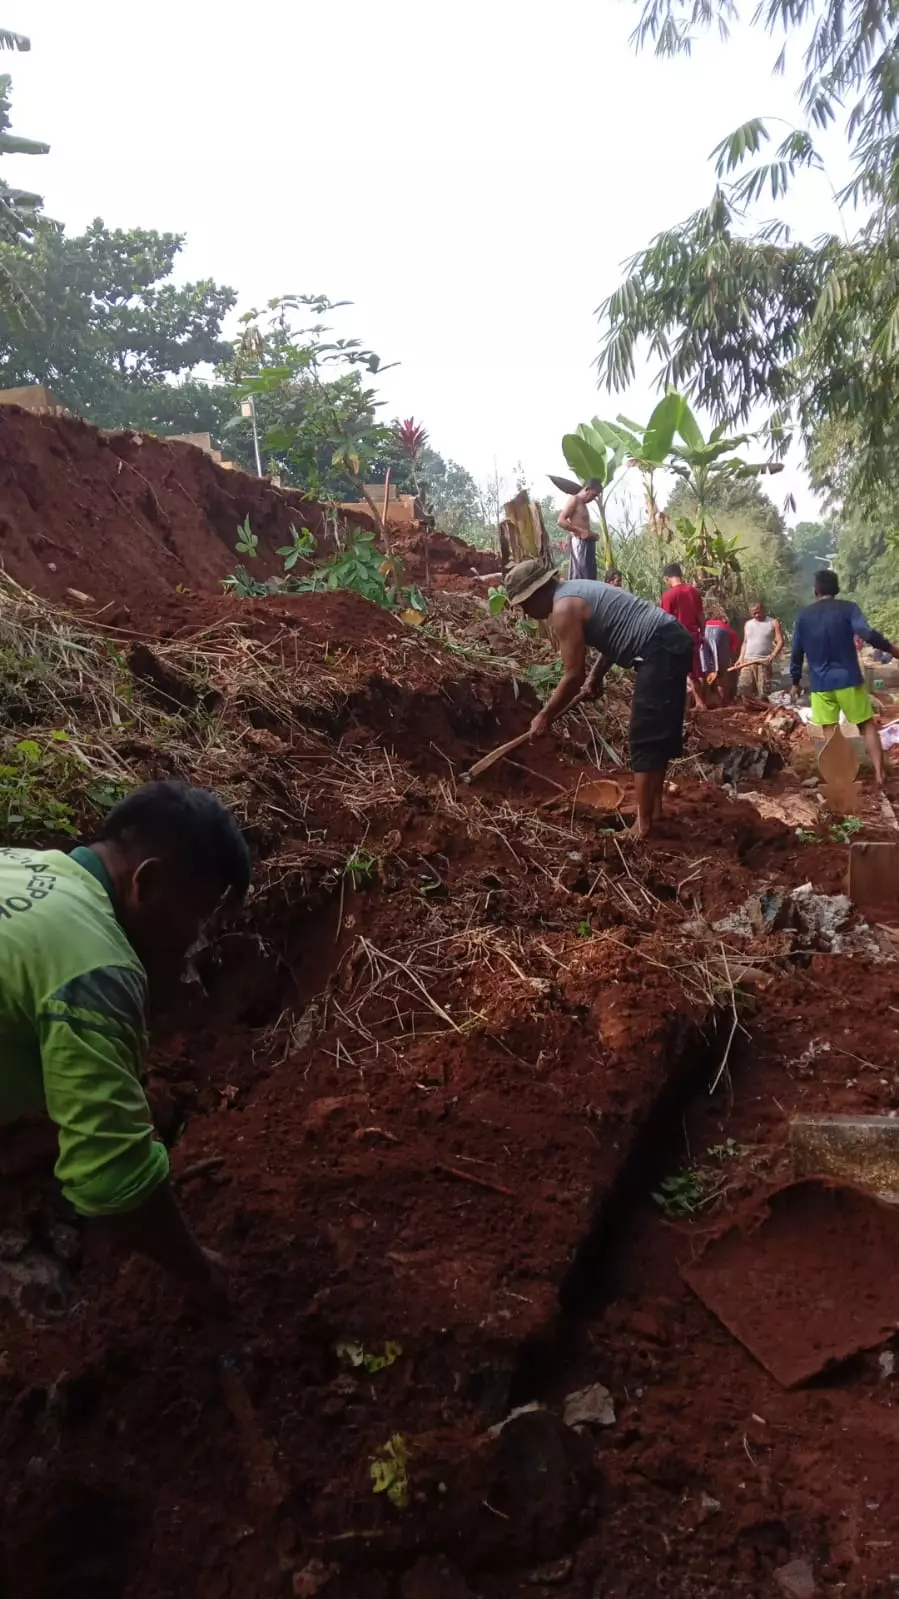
left=0, top=780, right=251, bottom=1312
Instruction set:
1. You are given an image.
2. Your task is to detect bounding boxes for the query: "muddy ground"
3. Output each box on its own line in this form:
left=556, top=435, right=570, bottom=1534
left=2, top=569, right=899, bottom=1595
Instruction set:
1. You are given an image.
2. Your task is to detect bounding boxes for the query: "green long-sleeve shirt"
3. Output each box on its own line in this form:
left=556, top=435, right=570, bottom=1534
left=0, top=845, right=169, bottom=1215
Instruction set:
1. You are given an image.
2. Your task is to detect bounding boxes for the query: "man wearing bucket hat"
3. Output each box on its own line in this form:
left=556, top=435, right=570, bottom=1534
left=504, top=561, right=693, bottom=837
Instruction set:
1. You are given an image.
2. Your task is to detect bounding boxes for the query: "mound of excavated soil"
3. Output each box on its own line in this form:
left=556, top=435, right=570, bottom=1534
left=0, top=583, right=721, bottom=1598
left=0, top=407, right=498, bottom=627
left=5, top=534, right=899, bottom=1593
left=0, top=407, right=335, bottom=625
left=388, top=524, right=499, bottom=592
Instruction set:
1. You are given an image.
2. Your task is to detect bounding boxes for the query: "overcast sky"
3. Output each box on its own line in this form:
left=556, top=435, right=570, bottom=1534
left=7, top=0, right=843, bottom=520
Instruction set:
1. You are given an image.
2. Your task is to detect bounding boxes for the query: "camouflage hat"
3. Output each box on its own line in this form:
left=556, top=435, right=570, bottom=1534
left=505, top=559, right=557, bottom=606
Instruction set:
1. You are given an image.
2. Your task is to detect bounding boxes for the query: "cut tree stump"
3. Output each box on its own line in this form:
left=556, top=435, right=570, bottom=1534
left=498, top=491, right=553, bottom=570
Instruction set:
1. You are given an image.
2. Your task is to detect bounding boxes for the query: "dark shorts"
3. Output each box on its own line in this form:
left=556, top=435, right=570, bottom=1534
left=568, top=538, right=597, bottom=582
left=629, top=629, right=692, bottom=773
left=702, top=624, right=732, bottom=674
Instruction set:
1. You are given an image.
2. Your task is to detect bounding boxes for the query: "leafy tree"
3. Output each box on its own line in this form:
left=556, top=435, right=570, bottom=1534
left=598, top=0, right=899, bottom=510
left=629, top=0, right=899, bottom=203
left=0, top=30, right=48, bottom=313
left=789, top=517, right=838, bottom=593
left=791, top=520, right=837, bottom=563
left=667, top=473, right=792, bottom=557
left=666, top=473, right=801, bottom=621
left=430, top=458, right=490, bottom=543
left=233, top=295, right=395, bottom=535
left=833, top=513, right=899, bottom=637
left=0, top=219, right=236, bottom=428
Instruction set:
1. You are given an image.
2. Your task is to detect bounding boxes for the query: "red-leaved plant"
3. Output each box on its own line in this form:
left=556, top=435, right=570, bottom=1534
left=395, top=418, right=429, bottom=460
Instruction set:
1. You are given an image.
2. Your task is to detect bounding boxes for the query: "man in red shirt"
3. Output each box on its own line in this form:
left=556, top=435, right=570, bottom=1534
left=661, top=563, right=706, bottom=708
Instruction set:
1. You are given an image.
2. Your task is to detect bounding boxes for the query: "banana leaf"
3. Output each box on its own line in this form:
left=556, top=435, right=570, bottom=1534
left=562, top=432, right=606, bottom=484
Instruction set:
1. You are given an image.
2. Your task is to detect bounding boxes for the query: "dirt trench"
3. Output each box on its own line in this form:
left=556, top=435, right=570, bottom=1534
left=2, top=588, right=899, bottom=1597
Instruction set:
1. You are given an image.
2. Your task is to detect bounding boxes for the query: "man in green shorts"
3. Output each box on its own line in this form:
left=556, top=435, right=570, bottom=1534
left=0, top=780, right=250, bottom=1312
left=791, top=569, right=899, bottom=785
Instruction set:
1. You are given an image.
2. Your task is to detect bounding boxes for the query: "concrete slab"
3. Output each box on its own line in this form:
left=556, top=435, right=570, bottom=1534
left=848, top=840, right=899, bottom=907
left=791, top=1114, right=899, bottom=1200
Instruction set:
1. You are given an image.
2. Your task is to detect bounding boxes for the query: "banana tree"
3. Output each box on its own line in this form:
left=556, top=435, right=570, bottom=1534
left=602, top=392, right=684, bottom=539
left=668, top=398, right=783, bottom=577
left=556, top=421, right=631, bottom=567
left=617, top=391, right=784, bottom=581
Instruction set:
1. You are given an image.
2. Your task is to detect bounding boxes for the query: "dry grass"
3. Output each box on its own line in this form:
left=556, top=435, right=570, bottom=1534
left=0, top=575, right=404, bottom=886
left=0, top=575, right=749, bottom=1101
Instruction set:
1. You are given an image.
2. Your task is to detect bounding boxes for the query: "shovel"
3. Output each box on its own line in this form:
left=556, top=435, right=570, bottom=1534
left=462, top=689, right=601, bottom=785
left=461, top=730, right=533, bottom=783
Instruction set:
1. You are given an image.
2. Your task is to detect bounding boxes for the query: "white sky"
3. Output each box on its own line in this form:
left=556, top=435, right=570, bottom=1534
left=7, top=0, right=845, bottom=521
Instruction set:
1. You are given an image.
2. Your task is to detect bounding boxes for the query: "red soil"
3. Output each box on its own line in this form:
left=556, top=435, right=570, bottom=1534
left=0, top=406, right=497, bottom=631
left=0, top=407, right=333, bottom=625
left=5, top=588, right=898, bottom=1594
left=387, top=525, right=499, bottom=593
left=683, top=1179, right=899, bottom=1386
left=3, top=410, right=899, bottom=1595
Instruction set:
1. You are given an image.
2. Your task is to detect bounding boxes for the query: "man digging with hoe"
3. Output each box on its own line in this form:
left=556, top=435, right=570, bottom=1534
left=505, top=560, right=693, bottom=838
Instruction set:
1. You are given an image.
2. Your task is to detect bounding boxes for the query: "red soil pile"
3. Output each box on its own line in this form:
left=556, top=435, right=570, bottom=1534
left=0, top=407, right=497, bottom=629
left=0, top=406, right=331, bottom=625
left=4, top=493, right=899, bottom=1594
left=388, top=524, right=498, bottom=592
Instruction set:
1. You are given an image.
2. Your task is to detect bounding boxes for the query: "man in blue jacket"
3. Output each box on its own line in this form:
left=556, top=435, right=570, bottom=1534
left=791, top=570, right=899, bottom=786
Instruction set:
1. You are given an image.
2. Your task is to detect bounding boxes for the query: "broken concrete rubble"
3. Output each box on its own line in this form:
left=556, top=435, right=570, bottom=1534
left=713, top=883, right=894, bottom=958
left=707, top=744, right=783, bottom=784
left=773, top=1557, right=817, bottom=1598
left=562, top=1383, right=616, bottom=1430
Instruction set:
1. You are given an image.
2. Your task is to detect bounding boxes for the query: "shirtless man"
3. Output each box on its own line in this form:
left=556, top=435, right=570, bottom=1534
left=558, top=486, right=599, bottom=582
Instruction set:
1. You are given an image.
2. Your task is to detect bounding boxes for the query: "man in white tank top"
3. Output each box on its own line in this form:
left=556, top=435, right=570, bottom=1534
left=734, top=601, right=783, bottom=699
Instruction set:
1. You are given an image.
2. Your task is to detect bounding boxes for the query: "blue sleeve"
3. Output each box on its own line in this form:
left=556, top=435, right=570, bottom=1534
left=848, top=604, right=893, bottom=656
left=790, top=616, right=805, bottom=684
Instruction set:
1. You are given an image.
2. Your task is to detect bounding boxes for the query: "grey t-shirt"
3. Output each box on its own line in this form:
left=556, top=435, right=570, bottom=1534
left=555, top=579, right=684, bottom=667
